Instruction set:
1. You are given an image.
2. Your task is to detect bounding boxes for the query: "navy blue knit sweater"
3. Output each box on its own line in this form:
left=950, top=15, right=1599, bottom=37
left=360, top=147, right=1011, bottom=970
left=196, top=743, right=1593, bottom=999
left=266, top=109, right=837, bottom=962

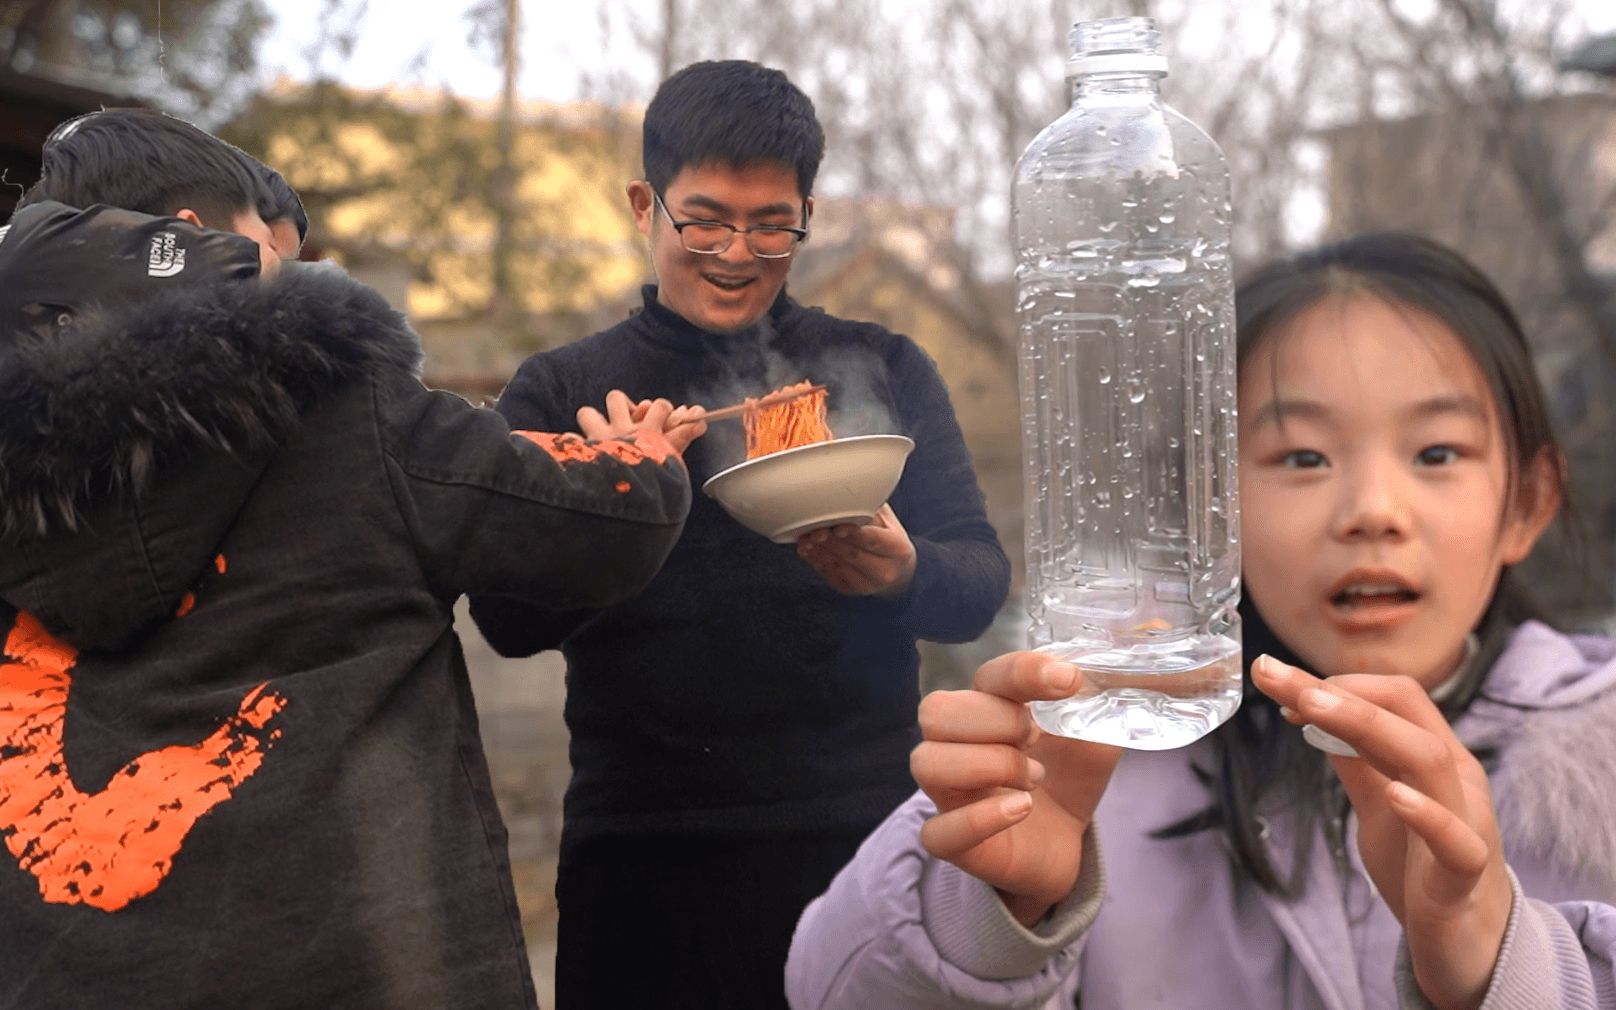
left=471, top=286, right=1010, bottom=845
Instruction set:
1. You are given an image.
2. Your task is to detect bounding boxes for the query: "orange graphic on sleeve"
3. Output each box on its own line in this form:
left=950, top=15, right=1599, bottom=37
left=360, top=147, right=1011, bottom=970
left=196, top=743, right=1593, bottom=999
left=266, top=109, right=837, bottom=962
left=516, top=429, right=674, bottom=466
left=0, top=612, right=285, bottom=912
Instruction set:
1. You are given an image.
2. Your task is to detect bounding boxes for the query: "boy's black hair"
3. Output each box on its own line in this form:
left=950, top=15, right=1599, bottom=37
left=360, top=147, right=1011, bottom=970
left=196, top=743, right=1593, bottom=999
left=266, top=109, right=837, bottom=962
left=1155, top=232, right=1571, bottom=896
left=250, top=155, right=307, bottom=244
left=20, top=108, right=270, bottom=229
left=643, top=60, right=825, bottom=199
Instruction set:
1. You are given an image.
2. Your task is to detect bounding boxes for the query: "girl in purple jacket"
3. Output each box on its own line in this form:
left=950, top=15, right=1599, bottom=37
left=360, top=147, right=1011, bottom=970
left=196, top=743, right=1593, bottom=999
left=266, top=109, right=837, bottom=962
left=787, top=233, right=1616, bottom=1010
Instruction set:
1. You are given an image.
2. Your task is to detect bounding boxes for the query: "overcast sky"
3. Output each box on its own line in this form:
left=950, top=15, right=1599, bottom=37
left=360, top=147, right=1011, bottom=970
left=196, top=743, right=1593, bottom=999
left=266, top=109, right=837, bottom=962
left=260, top=0, right=1616, bottom=106
left=260, top=0, right=662, bottom=102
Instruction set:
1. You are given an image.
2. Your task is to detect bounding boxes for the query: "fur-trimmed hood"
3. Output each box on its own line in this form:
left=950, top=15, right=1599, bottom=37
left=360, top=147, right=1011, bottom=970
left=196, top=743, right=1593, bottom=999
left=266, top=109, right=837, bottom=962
left=1462, top=621, right=1616, bottom=897
left=0, top=256, right=423, bottom=650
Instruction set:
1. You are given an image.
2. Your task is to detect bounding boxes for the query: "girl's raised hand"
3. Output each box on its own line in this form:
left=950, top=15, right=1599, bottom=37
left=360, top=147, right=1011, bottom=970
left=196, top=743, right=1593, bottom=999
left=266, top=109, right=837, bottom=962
left=912, top=652, right=1123, bottom=927
left=1252, top=655, right=1511, bottom=1010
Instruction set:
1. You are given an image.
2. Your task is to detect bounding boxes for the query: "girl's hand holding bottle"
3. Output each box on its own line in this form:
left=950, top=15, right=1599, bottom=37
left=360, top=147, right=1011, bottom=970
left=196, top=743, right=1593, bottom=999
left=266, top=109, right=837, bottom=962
left=912, top=652, right=1123, bottom=927
left=1253, top=655, right=1512, bottom=1010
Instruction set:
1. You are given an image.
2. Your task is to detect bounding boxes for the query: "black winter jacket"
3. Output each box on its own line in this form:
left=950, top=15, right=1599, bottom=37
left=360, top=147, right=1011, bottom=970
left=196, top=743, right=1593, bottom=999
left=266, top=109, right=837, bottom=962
left=0, top=203, right=690, bottom=1009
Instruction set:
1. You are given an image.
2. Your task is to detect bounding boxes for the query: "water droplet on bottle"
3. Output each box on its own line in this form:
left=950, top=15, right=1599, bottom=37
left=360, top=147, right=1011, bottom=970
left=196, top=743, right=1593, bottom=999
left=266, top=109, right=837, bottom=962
left=1127, top=383, right=1146, bottom=404
left=1097, top=366, right=1112, bottom=384
left=1159, top=212, right=1176, bottom=224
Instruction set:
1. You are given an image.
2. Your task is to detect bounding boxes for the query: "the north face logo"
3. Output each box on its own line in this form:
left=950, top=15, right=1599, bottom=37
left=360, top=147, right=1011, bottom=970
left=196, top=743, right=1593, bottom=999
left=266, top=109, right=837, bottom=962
left=147, top=231, right=186, bottom=278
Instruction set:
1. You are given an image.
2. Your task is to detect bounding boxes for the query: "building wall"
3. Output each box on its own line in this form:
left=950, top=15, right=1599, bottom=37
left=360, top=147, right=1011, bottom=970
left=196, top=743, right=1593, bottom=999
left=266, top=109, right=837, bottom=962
left=1325, top=94, right=1616, bottom=347
left=233, top=84, right=644, bottom=323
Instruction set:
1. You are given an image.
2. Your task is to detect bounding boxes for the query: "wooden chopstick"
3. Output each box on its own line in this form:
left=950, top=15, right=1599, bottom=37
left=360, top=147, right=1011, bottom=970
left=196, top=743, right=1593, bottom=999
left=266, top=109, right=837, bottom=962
left=687, top=383, right=828, bottom=424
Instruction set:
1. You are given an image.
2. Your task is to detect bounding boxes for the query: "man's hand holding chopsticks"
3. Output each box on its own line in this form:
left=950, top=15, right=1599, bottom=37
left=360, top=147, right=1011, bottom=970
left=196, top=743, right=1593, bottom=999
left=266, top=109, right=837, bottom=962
left=796, top=504, right=917, bottom=599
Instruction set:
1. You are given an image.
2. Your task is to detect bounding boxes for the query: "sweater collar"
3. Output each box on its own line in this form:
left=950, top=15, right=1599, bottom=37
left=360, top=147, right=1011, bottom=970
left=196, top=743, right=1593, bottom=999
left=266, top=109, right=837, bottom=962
left=633, top=283, right=799, bottom=350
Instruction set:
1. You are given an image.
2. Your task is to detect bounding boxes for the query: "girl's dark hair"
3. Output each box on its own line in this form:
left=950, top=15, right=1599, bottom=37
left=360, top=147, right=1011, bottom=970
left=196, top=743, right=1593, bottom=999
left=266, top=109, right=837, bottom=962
left=1155, top=232, right=1569, bottom=895
left=643, top=60, right=825, bottom=199
left=20, top=108, right=271, bottom=229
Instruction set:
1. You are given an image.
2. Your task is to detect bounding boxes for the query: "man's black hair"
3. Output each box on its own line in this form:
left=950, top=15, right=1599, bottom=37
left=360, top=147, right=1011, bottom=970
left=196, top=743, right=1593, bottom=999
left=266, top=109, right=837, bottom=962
left=643, top=61, right=825, bottom=199
left=20, top=108, right=270, bottom=229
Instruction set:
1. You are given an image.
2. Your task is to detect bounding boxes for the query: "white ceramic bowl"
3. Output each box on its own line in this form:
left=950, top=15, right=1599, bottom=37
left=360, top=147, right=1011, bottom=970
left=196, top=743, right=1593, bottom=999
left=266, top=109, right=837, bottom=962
left=702, top=434, right=916, bottom=543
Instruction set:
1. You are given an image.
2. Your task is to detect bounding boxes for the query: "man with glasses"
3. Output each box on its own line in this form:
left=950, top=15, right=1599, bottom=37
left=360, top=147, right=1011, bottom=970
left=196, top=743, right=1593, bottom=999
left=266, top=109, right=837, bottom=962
left=471, top=60, right=1009, bottom=1009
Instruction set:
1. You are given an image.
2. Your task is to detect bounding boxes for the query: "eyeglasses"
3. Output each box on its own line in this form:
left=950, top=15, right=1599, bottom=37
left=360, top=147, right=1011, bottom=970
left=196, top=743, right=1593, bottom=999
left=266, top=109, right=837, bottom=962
left=653, top=191, right=808, bottom=259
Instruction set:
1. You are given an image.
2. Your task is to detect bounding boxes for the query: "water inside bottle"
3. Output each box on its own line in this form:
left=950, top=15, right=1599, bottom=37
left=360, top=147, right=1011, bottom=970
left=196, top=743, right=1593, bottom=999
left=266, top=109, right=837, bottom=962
left=1016, top=224, right=1242, bottom=749
left=1029, top=632, right=1241, bottom=750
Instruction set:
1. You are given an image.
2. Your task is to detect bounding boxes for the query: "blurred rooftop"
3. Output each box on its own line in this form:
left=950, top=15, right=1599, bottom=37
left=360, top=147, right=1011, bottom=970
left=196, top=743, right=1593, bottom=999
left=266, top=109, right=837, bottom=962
left=1563, top=32, right=1616, bottom=76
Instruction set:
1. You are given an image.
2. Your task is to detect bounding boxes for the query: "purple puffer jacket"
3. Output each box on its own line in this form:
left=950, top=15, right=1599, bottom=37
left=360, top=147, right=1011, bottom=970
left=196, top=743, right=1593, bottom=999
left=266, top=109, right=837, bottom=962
left=787, top=622, right=1616, bottom=1010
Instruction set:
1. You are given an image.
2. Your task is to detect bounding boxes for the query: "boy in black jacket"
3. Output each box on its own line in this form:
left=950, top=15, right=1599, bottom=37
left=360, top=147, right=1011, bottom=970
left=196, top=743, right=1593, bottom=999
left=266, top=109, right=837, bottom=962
left=0, top=109, right=702, bottom=1009
left=470, top=60, right=1011, bottom=1009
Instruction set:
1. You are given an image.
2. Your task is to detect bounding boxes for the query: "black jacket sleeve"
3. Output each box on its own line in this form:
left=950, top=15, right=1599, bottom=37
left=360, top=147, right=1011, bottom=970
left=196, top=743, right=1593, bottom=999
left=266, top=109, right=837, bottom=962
left=885, top=335, right=1011, bottom=643
left=464, top=352, right=613, bottom=657
left=372, top=368, right=690, bottom=614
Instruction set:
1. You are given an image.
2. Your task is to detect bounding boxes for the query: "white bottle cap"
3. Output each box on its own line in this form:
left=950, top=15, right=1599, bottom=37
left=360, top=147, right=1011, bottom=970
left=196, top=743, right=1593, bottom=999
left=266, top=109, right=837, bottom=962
left=1302, top=723, right=1360, bottom=758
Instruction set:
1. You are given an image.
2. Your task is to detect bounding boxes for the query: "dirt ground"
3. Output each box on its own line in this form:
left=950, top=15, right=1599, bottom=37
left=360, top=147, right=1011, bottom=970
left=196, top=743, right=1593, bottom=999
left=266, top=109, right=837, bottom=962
left=456, top=601, right=568, bottom=1008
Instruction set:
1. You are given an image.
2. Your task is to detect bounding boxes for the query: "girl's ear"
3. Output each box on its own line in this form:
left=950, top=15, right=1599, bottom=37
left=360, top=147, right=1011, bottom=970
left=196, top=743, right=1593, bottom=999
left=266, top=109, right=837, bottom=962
left=1500, top=448, right=1563, bottom=565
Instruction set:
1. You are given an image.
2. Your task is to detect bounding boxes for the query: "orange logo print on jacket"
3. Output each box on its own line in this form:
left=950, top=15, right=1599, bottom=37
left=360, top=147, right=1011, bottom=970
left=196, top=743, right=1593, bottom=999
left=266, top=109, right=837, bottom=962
left=0, top=591, right=285, bottom=912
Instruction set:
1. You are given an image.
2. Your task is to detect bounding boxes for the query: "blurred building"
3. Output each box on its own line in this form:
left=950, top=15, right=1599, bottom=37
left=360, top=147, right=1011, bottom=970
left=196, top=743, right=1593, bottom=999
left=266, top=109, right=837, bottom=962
left=0, top=65, right=140, bottom=221
left=1563, top=32, right=1616, bottom=78
left=226, top=81, right=647, bottom=374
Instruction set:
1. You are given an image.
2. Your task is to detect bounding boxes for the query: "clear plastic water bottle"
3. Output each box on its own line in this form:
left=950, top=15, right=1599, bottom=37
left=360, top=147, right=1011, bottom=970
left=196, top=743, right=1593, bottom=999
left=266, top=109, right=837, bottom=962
left=1013, top=16, right=1241, bottom=750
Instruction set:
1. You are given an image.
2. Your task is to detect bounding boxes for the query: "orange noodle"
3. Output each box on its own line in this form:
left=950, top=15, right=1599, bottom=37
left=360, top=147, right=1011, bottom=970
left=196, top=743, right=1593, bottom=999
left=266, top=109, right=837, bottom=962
left=744, top=381, right=832, bottom=459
